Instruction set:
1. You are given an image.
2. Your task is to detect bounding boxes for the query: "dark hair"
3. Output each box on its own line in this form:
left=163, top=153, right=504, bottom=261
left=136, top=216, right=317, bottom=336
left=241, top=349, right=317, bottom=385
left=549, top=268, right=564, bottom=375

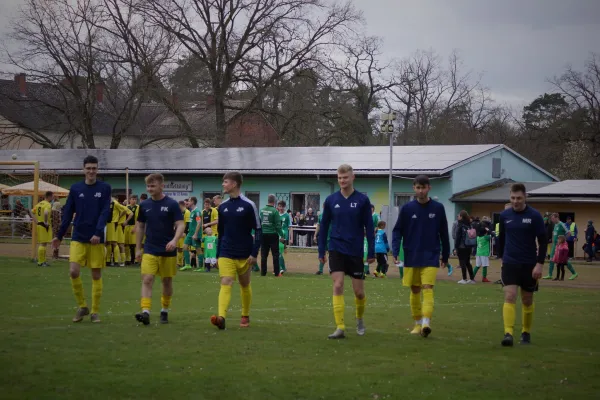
left=413, top=175, right=430, bottom=186
left=130, top=195, right=138, bottom=200
left=204, top=198, right=211, bottom=205
left=510, top=183, right=526, bottom=194
left=83, top=155, right=98, bottom=166
left=223, top=171, right=243, bottom=187
left=178, top=200, right=185, bottom=206
left=190, top=196, right=198, bottom=205
left=377, top=220, right=386, bottom=229
left=45, top=191, right=53, bottom=198
left=459, top=210, right=471, bottom=223
left=140, top=193, right=148, bottom=200
left=278, top=200, right=287, bottom=207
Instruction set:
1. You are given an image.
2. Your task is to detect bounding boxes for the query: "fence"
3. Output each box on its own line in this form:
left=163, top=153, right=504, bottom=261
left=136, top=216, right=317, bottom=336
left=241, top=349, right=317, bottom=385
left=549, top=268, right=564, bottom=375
left=288, top=225, right=317, bottom=249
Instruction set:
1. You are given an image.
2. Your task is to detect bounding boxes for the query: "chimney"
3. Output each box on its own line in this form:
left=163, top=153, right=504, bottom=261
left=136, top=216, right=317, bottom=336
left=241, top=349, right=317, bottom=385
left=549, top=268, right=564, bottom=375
left=95, top=82, right=104, bottom=103
left=206, top=94, right=215, bottom=106
left=14, top=73, right=26, bottom=96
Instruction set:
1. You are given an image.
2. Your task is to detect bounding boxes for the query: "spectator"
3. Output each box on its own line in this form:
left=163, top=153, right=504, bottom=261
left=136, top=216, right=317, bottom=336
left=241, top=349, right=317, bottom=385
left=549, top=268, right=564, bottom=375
left=304, top=208, right=317, bottom=247
left=585, top=220, right=595, bottom=262
left=455, top=210, right=476, bottom=284
left=544, top=213, right=553, bottom=260
left=565, top=216, right=578, bottom=259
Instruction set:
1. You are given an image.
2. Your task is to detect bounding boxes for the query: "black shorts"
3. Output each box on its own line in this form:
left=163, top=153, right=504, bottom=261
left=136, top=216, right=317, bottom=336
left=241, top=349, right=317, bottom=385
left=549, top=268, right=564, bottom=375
left=329, top=250, right=364, bottom=279
left=501, top=263, right=539, bottom=292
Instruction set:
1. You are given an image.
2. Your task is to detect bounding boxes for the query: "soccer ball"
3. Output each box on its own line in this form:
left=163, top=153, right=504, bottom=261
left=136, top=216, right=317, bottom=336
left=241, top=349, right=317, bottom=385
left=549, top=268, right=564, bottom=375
left=11, top=154, right=17, bottom=160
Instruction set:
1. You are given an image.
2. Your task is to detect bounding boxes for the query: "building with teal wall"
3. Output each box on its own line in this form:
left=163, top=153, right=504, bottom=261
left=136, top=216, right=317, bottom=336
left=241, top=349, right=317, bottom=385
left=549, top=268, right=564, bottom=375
left=1, top=145, right=557, bottom=243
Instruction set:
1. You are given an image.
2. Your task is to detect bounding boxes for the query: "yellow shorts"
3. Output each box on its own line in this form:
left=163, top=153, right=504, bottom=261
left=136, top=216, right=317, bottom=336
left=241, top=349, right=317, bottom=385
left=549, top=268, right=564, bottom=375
left=403, top=266, right=438, bottom=287
left=69, top=241, right=106, bottom=268
left=105, top=223, right=117, bottom=242
left=218, top=257, right=250, bottom=278
left=124, top=225, right=136, bottom=245
left=116, top=225, right=125, bottom=244
left=141, top=254, right=177, bottom=278
left=36, top=225, right=52, bottom=244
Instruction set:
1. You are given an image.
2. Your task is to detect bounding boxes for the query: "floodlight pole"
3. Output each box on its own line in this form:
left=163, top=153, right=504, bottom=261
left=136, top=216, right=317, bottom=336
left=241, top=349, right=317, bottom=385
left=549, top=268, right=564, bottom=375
left=125, top=167, right=129, bottom=201
left=381, top=112, right=397, bottom=230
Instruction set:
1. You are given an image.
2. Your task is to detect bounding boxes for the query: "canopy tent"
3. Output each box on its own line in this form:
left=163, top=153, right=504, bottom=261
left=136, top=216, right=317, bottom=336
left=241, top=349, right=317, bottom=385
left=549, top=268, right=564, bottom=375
left=0, top=183, right=10, bottom=190
left=1, top=179, right=69, bottom=197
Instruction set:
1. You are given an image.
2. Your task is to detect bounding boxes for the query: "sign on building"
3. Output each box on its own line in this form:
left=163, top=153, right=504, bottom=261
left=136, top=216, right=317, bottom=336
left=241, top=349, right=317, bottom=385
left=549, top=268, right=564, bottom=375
left=165, top=192, right=192, bottom=201
left=164, top=181, right=193, bottom=192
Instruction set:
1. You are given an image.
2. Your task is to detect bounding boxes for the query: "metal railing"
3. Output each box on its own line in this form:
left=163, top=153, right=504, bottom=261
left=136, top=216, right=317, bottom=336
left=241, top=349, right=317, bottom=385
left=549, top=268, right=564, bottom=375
left=288, top=225, right=317, bottom=249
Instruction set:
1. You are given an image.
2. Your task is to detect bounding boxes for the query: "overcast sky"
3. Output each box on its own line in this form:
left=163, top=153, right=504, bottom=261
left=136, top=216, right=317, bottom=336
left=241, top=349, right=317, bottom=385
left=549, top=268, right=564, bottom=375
left=1, top=0, right=599, bottom=109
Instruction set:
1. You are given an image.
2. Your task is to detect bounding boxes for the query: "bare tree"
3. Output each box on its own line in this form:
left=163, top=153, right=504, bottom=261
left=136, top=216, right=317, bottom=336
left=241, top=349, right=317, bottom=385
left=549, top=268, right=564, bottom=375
left=139, top=0, right=362, bottom=147
left=1, top=0, right=155, bottom=149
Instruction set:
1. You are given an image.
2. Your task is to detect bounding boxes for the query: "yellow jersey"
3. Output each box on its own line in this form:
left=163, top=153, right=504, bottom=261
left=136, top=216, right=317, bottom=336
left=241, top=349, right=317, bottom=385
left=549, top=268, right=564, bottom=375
left=109, top=199, right=131, bottom=224
left=184, top=208, right=191, bottom=224
left=33, top=200, right=52, bottom=225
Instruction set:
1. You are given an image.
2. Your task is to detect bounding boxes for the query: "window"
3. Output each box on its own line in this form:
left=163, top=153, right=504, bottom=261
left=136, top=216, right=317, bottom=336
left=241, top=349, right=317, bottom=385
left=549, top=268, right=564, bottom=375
left=394, top=193, right=414, bottom=207
left=291, top=192, right=321, bottom=214
left=202, top=191, right=221, bottom=203
left=245, top=191, right=260, bottom=207
left=492, top=158, right=502, bottom=178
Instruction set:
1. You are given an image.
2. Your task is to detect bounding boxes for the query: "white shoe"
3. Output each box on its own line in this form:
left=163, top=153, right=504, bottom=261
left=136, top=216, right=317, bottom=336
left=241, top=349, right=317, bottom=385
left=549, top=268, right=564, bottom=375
left=328, top=328, right=345, bottom=339
left=457, top=279, right=467, bottom=284
left=467, top=280, right=476, bottom=284
left=119, top=263, right=125, bottom=267
left=356, top=319, right=366, bottom=336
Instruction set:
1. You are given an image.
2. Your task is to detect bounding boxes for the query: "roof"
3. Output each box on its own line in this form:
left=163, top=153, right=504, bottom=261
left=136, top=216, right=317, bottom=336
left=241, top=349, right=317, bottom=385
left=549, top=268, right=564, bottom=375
left=528, top=180, right=600, bottom=196
left=0, top=144, right=551, bottom=177
left=451, top=180, right=553, bottom=202
left=0, top=179, right=69, bottom=197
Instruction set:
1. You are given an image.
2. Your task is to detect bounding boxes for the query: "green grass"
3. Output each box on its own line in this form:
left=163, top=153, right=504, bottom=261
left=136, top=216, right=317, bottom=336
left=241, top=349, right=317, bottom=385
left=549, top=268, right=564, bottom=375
left=1, top=257, right=599, bottom=400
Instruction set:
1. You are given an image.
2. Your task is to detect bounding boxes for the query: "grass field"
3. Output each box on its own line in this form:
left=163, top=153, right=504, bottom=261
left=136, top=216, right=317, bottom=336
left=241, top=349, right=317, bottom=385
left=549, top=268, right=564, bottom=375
left=1, top=257, right=599, bottom=400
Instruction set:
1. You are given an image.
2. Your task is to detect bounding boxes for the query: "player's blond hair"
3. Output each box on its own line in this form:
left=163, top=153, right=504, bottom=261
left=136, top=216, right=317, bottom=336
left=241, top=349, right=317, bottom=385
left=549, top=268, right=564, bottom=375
left=145, top=173, right=164, bottom=184
left=337, top=164, right=353, bottom=174
left=204, top=227, right=213, bottom=235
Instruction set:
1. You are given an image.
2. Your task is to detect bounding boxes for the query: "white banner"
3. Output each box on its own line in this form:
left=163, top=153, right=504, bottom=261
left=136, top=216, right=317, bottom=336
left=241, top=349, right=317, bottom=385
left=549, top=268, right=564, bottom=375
left=164, top=181, right=193, bottom=191
left=165, top=191, right=192, bottom=201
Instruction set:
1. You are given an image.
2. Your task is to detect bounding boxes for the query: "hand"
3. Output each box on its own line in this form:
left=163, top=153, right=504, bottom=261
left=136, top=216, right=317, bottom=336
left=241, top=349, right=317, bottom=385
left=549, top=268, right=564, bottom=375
left=319, top=255, right=327, bottom=265
left=121, top=223, right=127, bottom=228
left=165, top=239, right=177, bottom=252
left=90, top=235, right=100, bottom=245
left=532, top=263, right=543, bottom=280
left=192, top=234, right=198, bottom=240
left=51, top=237, right=61, bottom=250
left=132, top=227, right=137, bottom=234
left=246, top=255, right=257, bottom=266
left=440, top=261, right=447, bottom=269
left=135, top=248, right=143, bottom=262
left=393, top=257, right=398, bottom=264
left=313, top=235, right=317, bottom=242
left=279, top=238, right=285, bottom=243
left=367, top=257, right=376, bottom=265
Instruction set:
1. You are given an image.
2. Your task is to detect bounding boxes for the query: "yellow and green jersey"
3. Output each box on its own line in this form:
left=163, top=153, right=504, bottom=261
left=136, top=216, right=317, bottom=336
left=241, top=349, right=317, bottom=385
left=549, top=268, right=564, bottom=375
left=126, top=204, right=139, bottom=226
left=109, top=199, right=129, bottom=224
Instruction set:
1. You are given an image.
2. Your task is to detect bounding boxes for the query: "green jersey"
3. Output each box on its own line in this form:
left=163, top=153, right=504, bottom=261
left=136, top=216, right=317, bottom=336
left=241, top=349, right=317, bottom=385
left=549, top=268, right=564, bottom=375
left=203, top=236, right=217, bottom=260
left=553, top=221, right=568, bottom=244
left=372, top=213, right=379, bottom=230
left=363, top=237, right=368, bottom=263
left=280, top=212, right=291, bottom=240
left=476, top=235, right=490, bottom=257
left=188, top=207, right=201, bottom=237
left=261, top=205, right=282, bottom=235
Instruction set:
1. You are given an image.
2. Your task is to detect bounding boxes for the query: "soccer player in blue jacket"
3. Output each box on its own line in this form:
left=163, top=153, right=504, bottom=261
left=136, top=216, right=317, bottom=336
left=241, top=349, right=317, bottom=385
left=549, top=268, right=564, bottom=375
left=392, top=175, right=450, bottom=338
left=211, top=172, right=261, bottom=330
left=497, top=183, right=546, bottom=346
left=53, top=155, right=112, bottom=323
left=318, top=164, right=375, bottom=339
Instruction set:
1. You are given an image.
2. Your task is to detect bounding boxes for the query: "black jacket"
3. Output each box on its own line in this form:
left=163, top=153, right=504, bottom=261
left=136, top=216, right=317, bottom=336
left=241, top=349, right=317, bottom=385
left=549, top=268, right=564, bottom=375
left=455, top=220, right=473, bottom=249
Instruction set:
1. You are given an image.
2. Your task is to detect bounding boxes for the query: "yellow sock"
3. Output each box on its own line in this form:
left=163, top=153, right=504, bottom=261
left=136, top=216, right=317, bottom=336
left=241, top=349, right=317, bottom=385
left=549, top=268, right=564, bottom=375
left=141, top=297, right=151, bottom=312
left=333, top=295, right=345, bottom=330
left=91, top=278, right=102, bottom=314
left=38, top=245, right=46, bottom=264
left=522, top=303, right=534, bottom=333
left=240, top=284, right=252, bottom=316
left=105, top=245, right=112, bottom=263
left=422, top=288, right=434, bottom=319
left=120, top=252, right=126, bottom=264
left=409, top=291, right=422, bottom=321
left=218, top=284, right=232, bottom=318
left=355, top=296, right=366, bottom=319
left=177, top=252, right=183, bottom=266
left=161, top=295, right=172, bottom=310
left=113, top=247, right=120, bottom=263
left=70, top=277, right=87, bottom=308
left=503, top=303, right=516, bottom=335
